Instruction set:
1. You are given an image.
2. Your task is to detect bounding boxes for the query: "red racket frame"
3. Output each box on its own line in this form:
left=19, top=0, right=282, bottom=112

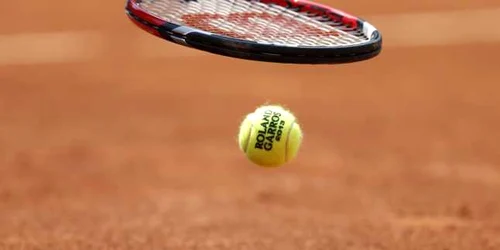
left=125, top=0, right=382, bottom=64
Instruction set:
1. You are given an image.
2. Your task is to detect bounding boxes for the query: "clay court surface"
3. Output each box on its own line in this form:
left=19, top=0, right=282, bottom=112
left=1, top=0, right=500, bottom=249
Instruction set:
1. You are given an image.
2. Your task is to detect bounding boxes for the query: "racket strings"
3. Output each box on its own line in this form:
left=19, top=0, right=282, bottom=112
left=138, top=0, right=367, bottom=47
left=249, top=1, right=302, bottom=45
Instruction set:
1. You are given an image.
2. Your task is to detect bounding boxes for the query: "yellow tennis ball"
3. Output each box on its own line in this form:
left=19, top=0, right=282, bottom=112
left=238, top=104, right=303, bottom=167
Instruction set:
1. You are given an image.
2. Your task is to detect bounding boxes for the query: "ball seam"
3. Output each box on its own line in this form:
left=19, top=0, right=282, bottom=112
left=285, top=120, right=295, bottom=162
left=243, top=122, right=253, bottom=153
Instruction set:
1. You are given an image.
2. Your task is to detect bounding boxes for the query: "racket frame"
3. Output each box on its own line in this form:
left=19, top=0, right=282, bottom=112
left=125, top=0, right=382, bottom=64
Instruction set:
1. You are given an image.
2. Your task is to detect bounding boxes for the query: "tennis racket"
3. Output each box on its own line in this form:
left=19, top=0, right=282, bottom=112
left=125, top=0, right=382, bottom=64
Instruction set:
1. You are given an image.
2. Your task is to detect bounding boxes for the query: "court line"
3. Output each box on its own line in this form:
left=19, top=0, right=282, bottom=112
left=368, top=7, right=500, bottom=47
left=0, top=31, right=103, bottom=66
left=0, top=8, right=500, bottom=65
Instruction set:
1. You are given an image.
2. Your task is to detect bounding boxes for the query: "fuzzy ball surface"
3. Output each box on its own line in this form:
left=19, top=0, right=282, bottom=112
left=238, top=105, right=303, bottom=167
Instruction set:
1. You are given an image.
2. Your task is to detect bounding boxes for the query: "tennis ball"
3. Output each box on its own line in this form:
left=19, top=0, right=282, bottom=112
left=238, top=104, right=303, bottom=167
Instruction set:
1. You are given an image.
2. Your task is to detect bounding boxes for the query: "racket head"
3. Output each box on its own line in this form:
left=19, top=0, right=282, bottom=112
left=125, top=0, right=382, bottom=64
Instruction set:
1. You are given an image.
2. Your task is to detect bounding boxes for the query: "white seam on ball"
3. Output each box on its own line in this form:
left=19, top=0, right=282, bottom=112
left=244, top=122, right=253, bottom=153
left=285, top=120, right=295, bottom=162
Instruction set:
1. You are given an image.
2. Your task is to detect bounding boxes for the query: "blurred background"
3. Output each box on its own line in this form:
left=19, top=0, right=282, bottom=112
left=1, top=0, right=499, bottom=249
